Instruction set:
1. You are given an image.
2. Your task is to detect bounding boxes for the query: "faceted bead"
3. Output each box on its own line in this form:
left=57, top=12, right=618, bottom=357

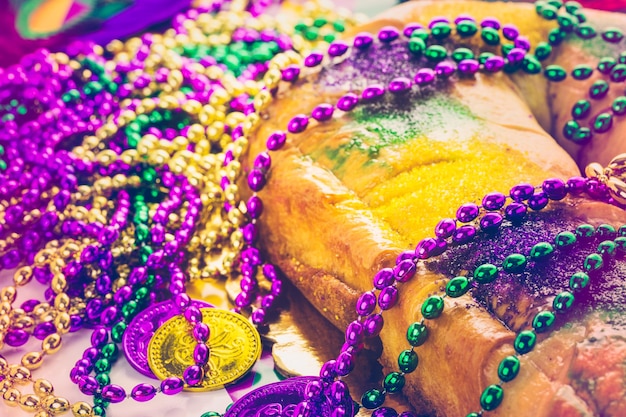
left=602, top=27, right=624, bottom=43
left=414, top=68, right=436, bottom=86
left=353, top=32, right=374, bottom=50
left=446, top=276, right=470, bottom=298
left=431, top=22, right=452, bottom=40
left=584, top=253, right=603, bottom=273
left=544, top=65, right=567, bottom=81
left=311, top=104, right=334, bottom=122
left=593, top=113, right=613, bottom=133
left=110, top=322, right=126, bottom=344
left=480, top=384, right=504, bottom=411
left=571, top=100, right=591, bottom=119
left=406, top=322, right=428, bottom=346
left=383, top=371, right=405, bottom=393
left=378, top=286, right=399, bottom=310
left=304, top=379, right=324, bottom=400
left=398, top=349, right=418, bottom=373
left=514, top=330, right=537, bottom=354
left=571, top=64, right=593, bottom=80
left=94, top=358, right=110, bottom=373
left=497, top=356, right=520, bottom=382
left=481, top=27, right=500, bottom=45
left=101, top=343, right=119, bottom=361
left=183, top=365, right=204, bottom=386
left=569, top=272, right=590, bottom=292
left=362, top=85, right=385, bottom=100
left=320, top=360, right=337, bottom=380
left=91, top=327, right=109, bottom=349
left=421, top=296, right=444, bottom=319
left=534, top=42, right=552, bottom=61
left=457, top=20, right=478, bottom=37
left=474, top=263, right=499, bottom=283
left=424, top=45, right=448, bottom=62
left=612, top=96, right=626, bottom=115
left=288, top=115, right=309, bottom=133
left=373, top=268, right=394, bottom=289
left=530, top=242, right=554, bottom=260
left=589, top=80, right=609, bottom=99
left=361, top=388, right=385, bottom=409
left=532, top=311, right=556, bottom=333
left=553, top=291, right=575, bottom=313
left=357, top=291, right=377, bottom=316
left=193, top=343, right=210, bottom=365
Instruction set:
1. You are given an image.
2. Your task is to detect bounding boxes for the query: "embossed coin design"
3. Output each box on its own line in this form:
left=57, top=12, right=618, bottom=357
left=223, top=376, right=355, bottom=417
left=123, top=299, right=212, bottom=378
left=148, top=308, right=262, bottom=391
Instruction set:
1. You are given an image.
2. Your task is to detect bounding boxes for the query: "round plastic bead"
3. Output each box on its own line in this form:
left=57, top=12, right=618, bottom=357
left=421, top=296, right=444, bottom=319
left=383, top=372, right=405, bottom=393
left=474, top=263, right=499, bottom=283
left=361, top=389, right=385, bottom=409
left=446, top=276, right=470, bottom=298
left=514, top=330, right=537, bottom=354
left=398, top=349, right=418, bottom=373
left=503, top=254, right=527, bottom=273
left=553, top=291, right=575, bottom=313
left=457, top=20, right=478, bottom=37
left=497, top=356, right=520, bottom=382
left=569, top=272, right=590, bottom=292
left=532, top=311, right=556, bottom=333
left=406, top=322, right=428, bottom=346
left=480, top=384, right=504, bottom=411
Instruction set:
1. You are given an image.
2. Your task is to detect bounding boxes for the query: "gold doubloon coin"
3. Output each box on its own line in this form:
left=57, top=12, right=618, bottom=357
left=147, top=308, right=261, bottom=391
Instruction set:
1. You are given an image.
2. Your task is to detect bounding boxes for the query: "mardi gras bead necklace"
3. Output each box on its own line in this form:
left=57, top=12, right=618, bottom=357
left=227, top=2, right=626, bottom=415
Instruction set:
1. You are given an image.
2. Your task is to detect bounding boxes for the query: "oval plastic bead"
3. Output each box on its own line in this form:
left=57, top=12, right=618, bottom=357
left=593, top=113, right=613, bottom=133
left=597, top=57, right=617, bottom=75
left=572, top=127, right=593, bottom=144
left=522, top=55, right=542, bottom=74
left=356, top=291, right=377, bottom=316
left=548, top=28, right=566, bottom=45
left=571, top=100, right=591, bottom=120
left=576, top=224, right=595, bottom=240
left=398, top=349, right=418, bottom=373
left=602, top=27, right=624, bottom=43
left=435, top=218, right=456, bottom=238
left=514, top=330, right=537, bottom=354
left=598, top=241, right=617, bottom=259
left=589, top=80, right=609, bottom=99
left=481, top=27, right=500, bottom=45
left=562, top=120, right=579, bottom=140
left=569, top=272, right=590, bottom=292
left=532, top=311, right=556, bottom=333
left=410, top=28, right=429, bottom=41
left=482, top=192, right=506, bottom=210
left=421, top=296, right=444, bottom=319
left=451, top=47, right=474, bottom=63
left=446, top=276, right=470, bottom=298
left=612, top=96, right=626, bottom=115
left=553, top=291, right=575, bottom=313
left=431, top=22, right=452, bottom=39
left=383, top=371, right=405, bottom=393
left=374, top=268, right=395, bottom=289
left=456, top=203, right=480, bottom=222
left=406, top=322, right=428, bottom=346
left=503, top=254, right=527, bottom=273
left=498, top=355, right=520, bottom=382
left=424, top=45, right=448, bottom=61
left=544, top=65, right=567, bottom=81
left=534, top=42, right=552, bottom=61
left=480, top=212, right=504, bottom=231
left=530, top=242, right=554, bottom=260
left=480, top=384, right=504, bottom=411
left=408, top=38, right=426, bottom=56
left=361, top=389, right=385, bottom=409
left=474, top=263, right=499, bottom=283
left=378, top=286, right=399, bottom=310
left=597, top=224, right=617, bottom=238
left=457, top=20, right=478, bottom=37
left=571, top=64, right=593, bottom=80
left=557, top=13, right=576, bottom=32
left=584, top=253, right=603, bottom=272
left=576, top=23, right=596, bottom=39
left=540, top=4, right=558, bottom=19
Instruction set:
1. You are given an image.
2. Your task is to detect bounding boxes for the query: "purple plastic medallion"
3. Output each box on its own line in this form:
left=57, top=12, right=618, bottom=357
left=223, top=376, right=355, bottom=417
left=122, top=299, right=212, bottom=378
